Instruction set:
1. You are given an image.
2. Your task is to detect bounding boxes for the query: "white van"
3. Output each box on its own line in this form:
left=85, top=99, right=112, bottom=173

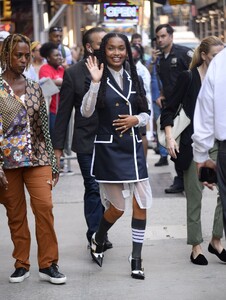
left=173, top=26, right=200, bottom=49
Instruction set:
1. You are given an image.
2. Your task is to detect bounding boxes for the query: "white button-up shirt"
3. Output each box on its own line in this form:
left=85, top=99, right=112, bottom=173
left=192, top=47, right=226, bottom=163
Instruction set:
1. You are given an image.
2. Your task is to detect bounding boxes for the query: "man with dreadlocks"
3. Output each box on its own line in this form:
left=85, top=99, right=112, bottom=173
left=0, top=33, right=66, bottom=284
left=81, top=32, right=152, bottom=280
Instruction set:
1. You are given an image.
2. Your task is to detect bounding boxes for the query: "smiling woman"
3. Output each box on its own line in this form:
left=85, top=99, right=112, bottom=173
left=0, top=34, right=66, bottom=284
left=81, top=32, right=152, bottom=280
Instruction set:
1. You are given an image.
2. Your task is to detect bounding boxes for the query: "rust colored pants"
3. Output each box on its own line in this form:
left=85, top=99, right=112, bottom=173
left=0, top=166, right=58, bottom=270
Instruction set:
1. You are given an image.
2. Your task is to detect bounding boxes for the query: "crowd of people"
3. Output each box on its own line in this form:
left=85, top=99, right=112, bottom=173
left=0, top=22, right=226, bottom=284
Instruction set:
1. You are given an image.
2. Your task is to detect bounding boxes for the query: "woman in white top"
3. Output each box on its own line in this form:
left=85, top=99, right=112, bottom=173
left=81, top=32, right=152, bottom=280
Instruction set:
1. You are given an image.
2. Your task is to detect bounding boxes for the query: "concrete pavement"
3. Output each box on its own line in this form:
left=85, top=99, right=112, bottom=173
left=0, top=149, right=225, bottom=300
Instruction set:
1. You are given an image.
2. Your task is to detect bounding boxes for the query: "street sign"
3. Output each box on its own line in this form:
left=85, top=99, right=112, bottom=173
left=104, top=2, right=138, bottom=22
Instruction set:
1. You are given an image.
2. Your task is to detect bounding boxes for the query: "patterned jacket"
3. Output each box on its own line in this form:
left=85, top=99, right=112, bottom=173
left=0, top=78, right=58, bottom=173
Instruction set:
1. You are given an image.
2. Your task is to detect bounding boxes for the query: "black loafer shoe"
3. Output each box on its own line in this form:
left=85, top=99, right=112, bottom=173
left=208, top=243, right=226, bottom=262
left=190, top=253, right=208, bottom=265
left=154, top=156, right=168, bottom=167
left=165, top=185, right=184, bottom=194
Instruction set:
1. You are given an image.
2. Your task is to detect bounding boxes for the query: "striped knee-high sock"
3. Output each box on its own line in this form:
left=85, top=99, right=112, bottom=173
left=131, top=218, right=146, bottom=259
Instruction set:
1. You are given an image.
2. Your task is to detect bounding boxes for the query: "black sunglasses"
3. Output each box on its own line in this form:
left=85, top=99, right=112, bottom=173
left=49, top=27, right=63, bottom=33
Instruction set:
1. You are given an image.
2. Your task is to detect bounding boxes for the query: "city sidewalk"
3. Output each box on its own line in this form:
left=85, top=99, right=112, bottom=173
left=0, top=149, right=225, bottom=300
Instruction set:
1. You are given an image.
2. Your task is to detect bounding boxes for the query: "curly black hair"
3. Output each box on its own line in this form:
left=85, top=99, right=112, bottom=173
left=97, top=32, right=148, bottom=112
left=39, top=42, right=58, bottom=59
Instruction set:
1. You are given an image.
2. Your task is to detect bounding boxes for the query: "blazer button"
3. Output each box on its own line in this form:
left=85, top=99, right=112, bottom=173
left=119, top=133, right=123, bottom=138
left=115, top=102, right=119, bottom=106
left=126, top=102, right=129, bottom=105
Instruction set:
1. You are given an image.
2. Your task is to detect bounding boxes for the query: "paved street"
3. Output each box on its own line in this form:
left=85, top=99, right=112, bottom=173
left=0, top=149, right=225, bottom=300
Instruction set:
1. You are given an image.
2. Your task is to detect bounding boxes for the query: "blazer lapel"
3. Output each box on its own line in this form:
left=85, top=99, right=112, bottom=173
left=107, top=69, right=132, bottom=102
left=123, top=70, right=132, bottom=100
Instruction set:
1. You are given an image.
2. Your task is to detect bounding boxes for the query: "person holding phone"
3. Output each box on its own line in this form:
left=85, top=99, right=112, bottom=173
left=192, top=41, right=226, bottom=250
left=155, top=24, right=193, bottom=189
left=149, top=38, right=169, bottom=164
left=161, top=36, right=226, bottom=265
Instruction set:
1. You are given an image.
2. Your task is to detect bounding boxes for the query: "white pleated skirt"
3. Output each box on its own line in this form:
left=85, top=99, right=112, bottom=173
left=99, top=179, right=152, bottom=211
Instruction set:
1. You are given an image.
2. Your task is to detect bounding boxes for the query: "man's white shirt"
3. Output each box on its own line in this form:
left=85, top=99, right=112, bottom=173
left=192, top=47, right=226, bottom=163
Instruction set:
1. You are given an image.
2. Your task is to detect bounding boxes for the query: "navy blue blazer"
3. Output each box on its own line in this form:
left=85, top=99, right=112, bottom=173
left=91, top=69, right=149, bottom=183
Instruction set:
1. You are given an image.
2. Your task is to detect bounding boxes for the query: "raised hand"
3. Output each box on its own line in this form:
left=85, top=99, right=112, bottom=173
left=85, top=55, right=104, bottom=83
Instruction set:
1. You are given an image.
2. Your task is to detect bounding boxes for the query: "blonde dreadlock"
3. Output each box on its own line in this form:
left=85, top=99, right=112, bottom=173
left=0, top=33, right=31, bottom=73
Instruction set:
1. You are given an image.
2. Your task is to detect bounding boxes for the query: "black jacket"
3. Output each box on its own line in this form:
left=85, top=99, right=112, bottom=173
left=53, top=59, right=98, bottom=154
left=160, top=68, right=201, bottom=168
left=157, top=43, right=193, bottom=102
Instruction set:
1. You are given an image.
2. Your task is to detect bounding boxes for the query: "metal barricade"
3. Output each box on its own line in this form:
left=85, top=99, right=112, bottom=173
left=61, top=109, right=77, bottom=176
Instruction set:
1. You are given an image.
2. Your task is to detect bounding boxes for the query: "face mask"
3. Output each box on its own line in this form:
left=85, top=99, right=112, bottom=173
left=93, top=49, right=101, bottom=60
left=133, top=57, right=140, bottom=64
left=131, top=48, right=140, bottom=64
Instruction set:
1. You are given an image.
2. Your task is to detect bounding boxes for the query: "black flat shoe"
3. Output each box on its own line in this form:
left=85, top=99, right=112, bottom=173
left=164, top=184, right=184, bottom=194
left=190, top=253, right=208, bottom=265
left=129, top=255, right=145, bottom=280
left=90, top=233, right=104, bottom=267
left=208, top=243, right=226, bottom=262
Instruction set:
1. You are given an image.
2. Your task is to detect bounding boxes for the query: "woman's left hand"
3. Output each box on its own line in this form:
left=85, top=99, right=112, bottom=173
left=166, top=136, right=179, bottom=159
left=112, top=114, right=139, bottom=133
left=52, top=172, right=59, bottom=187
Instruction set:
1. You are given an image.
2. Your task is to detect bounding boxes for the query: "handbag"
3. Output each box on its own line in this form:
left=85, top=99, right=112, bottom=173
left=156, top=70, right=192, bottom=148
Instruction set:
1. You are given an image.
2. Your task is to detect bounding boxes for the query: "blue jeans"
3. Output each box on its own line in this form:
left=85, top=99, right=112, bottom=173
left=77, top=153, right=104, bottom=243
left=49, top=112, right=56, bottom=141
left=153, top=102, right=168, bottom=157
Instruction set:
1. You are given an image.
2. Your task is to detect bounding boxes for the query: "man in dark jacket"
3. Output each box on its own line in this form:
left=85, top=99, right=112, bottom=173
left=53, top=27, right=112, bottom=250
left=155, top=23, right=193, bottom=193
